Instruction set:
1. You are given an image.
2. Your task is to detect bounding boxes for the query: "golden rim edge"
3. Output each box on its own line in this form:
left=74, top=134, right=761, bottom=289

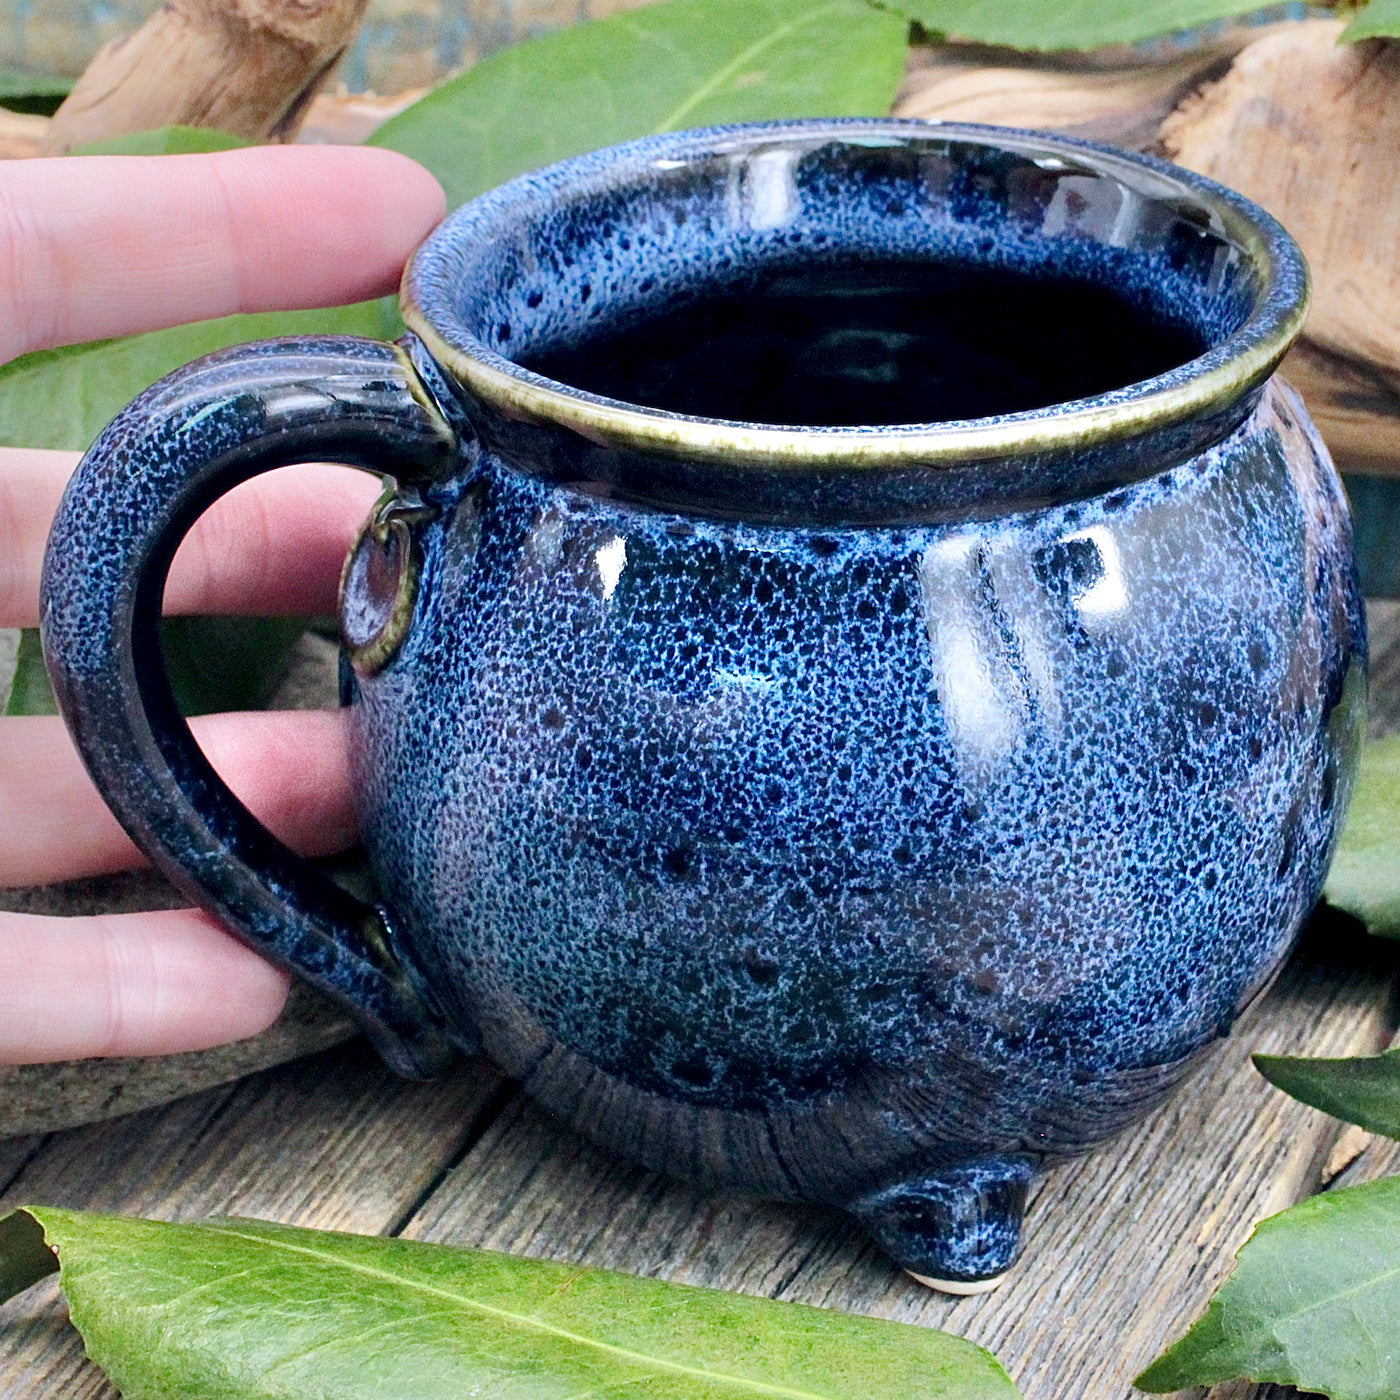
left=399, top=172, right=1308, bottom=473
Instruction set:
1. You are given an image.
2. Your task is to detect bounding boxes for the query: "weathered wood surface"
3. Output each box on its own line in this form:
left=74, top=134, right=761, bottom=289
left=395, top=922, right=1399, bottom=1400
left=0, top=1045, right=508, bottom=1396
left=0, top=604, right=1396, bottom=1398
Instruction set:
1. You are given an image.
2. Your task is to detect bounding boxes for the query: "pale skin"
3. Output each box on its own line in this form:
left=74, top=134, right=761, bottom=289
left=0, top=145, right=447, bottom=1063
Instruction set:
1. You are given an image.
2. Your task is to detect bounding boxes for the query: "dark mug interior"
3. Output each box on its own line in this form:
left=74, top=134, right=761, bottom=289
left=408, top=123, right=1293, bottom=442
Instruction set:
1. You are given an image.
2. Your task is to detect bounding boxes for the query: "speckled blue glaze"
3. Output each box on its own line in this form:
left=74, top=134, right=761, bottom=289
left=349, top=377, right=1361, bottom=1285
left=41, top=122, right=1365, bottom=1287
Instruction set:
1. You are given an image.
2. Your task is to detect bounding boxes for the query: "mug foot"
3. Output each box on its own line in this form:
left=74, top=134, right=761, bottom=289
left=848, top=1155, right=1035, bottom=1288
left=905, top=1269, right=1008, bottom=1296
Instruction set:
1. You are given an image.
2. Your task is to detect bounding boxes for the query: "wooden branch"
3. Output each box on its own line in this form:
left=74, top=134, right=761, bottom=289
left=896, top=19, right=1400, bottom=480
left=1162, top=23, right=1400, bottom=391
left=894, top=30, right=1266, bottom=151
left=42, top=0, right=372, bottom=155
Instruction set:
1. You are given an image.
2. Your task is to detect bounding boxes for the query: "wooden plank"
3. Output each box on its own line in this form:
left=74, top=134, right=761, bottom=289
left=395, top=924, right=1396, bottom=1400
left=0, top=1042, right=510, bottom=1397
left=0, top=1137, right=45, bottom=1193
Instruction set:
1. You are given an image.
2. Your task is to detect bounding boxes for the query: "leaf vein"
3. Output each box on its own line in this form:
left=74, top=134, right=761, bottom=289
left=651, top=1, right=850, bottom=133
left=202, top=1226, right=838, bottom=1400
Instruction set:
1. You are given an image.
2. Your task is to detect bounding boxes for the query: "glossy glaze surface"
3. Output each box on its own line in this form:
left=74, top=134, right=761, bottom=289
left=347, top=380, right=1363, bottom=1282
left=42, top=122, right=1363, bottom=1288
left=370, top=123, right=1359, bottom=1282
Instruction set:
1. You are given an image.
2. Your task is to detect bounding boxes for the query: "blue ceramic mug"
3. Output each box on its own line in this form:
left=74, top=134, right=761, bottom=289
left=41, top=120, right=1365, bottom=1290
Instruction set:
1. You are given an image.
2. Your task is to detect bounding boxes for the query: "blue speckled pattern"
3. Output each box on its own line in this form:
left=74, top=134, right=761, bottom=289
left=349, top=379, right=1362, bottom=1283
left=41, top=122, right=1364, bottom=1287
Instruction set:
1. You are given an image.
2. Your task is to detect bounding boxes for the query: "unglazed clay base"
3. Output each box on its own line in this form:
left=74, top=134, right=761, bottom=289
left=907, top=1270, right=1009, bottom=1296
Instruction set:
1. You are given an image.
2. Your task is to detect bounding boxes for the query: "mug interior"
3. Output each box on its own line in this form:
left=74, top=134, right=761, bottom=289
left=403, top=121, right=1304, bottom=469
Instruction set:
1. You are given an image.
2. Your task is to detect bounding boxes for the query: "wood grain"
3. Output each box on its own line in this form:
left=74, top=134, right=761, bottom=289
left=0, top=1043, right=509, bottom=1397
left=1159, top=22, right=1400, bottom=482
left=893, top=32, right=1262, bottom=151
left=894, top=22, right=1400, bottom=484
left=390, top=921, right=1397, bottom=1400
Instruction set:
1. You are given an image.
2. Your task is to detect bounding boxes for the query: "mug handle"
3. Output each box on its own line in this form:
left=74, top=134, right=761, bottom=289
left=39, top=336, right=458, bottom=1079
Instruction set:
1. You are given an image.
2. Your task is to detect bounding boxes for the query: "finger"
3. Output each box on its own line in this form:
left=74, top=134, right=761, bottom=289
left=1, top=451, right=379, bottom=628
left=0, top=146, right=445, bottom=363
left=0, top=709, right=357, bottom=888
left=0, top=906, right=290, bottom=1063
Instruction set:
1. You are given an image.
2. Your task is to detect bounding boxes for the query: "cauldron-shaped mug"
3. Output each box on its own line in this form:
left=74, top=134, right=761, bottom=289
left=42, top=120, right=1365, bottom=1291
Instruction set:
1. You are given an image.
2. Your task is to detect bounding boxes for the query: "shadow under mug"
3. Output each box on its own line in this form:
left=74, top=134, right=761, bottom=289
left=40, top=120, right=1365, bottom=1290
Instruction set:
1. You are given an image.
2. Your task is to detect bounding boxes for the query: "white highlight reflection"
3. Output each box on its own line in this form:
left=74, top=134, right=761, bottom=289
left=1065, top=526, right=1128, bottom=627
left=595, top=535, right=627, bottom=600
left=919, top=536, right=1023, bottom=767
left=744, top=148, right=800, bottom=230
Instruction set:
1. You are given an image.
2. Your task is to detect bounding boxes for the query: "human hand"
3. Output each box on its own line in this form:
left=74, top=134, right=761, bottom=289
left=0, top=145, right=445, bottom=1063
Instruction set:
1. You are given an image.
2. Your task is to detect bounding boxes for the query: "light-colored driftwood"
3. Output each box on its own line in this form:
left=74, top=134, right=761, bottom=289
left=1162, top=23, right=1400, bottom=383
left=1277, top=337, right=1400, bottom=479
left=894, top=30, right=1267, bottom=151
left=1161, top=22, right=1400, bottom=482
left=896, top=20, right=1400, bottom=482
left=41, top=0, right=372, bottom=155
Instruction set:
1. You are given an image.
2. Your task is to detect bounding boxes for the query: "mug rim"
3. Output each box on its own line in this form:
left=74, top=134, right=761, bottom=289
left=400, top=118, right=1308, bottom=471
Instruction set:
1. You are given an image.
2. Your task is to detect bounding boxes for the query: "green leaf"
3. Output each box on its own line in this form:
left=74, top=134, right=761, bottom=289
left=0, top=66, right=72, bottom=116
left=5, top=617, right=307, bottom=718
left=1255, top=1044, right=1400, bottom=1142
left=4, top=628, right=58, bottom=716
left=0, top=1210, right=57, bottom=1301
left=370, top=0, right=910, bottom=212
left=73, top=125, right=251, bottom=156
left=0, top=296, right=400, bottom=452
left=888, top=0, right=1275, bottom=51
left=0, top=67, right=72, bottom=100
left=1343, top=0, right=1400, bottom=41
left=1136, top=1176, right=1400, bottom=1398
left=1324, top=735, right=1400, bottom=939
left=1, top=1207, right=1023, bottom=1400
